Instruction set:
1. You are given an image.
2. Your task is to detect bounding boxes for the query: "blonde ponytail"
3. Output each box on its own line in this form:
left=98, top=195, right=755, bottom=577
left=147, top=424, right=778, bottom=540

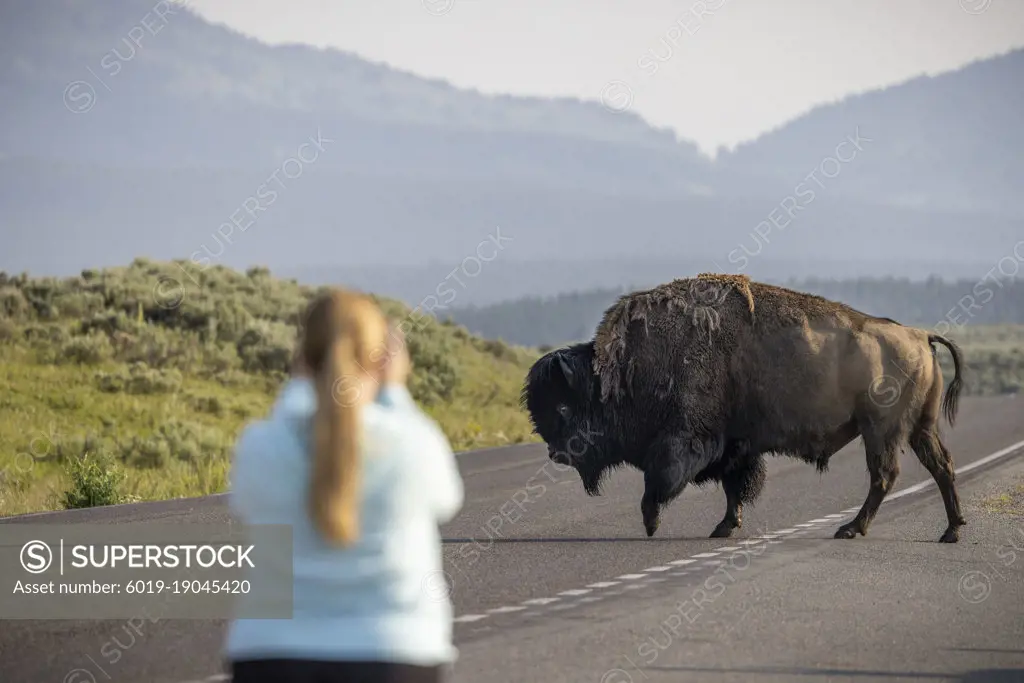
left=301, top=290, right=387, bottom=546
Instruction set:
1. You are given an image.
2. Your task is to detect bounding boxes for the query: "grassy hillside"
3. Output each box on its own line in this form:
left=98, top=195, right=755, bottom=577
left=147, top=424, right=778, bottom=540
left=0, top=259, right=540, bottom=517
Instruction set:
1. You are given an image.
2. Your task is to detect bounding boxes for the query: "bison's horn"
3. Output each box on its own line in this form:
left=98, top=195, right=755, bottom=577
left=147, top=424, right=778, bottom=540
left=557, top=354, right=575, bottom=389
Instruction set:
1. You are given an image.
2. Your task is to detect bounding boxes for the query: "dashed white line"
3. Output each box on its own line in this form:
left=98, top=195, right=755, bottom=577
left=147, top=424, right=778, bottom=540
left=558, top=589, right=592, bottom=597
left=669, top=559, right=697, bottom=566
left=587, top=581, right=621, bottom=588
left=488, top=605, right=526, bottom=614
left=522, top=597, right=560, bottom=606
left=616, top=573, right=648, bottom=580
left=717, top=546, right=743, bottom=551
left=454, top=614, right=488, bottom=623
left=691, top=552, right=720, bottom=558
left=643, top=565, right=673, bottom=572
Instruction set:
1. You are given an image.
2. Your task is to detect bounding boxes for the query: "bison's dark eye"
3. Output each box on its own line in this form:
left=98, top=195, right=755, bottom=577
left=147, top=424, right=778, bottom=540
left=557, top=404, right=571, bottom=419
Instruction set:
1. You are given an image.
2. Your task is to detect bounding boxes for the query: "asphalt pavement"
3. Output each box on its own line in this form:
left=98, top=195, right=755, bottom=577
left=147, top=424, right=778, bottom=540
left=1, top=395, right=1023, bottom=683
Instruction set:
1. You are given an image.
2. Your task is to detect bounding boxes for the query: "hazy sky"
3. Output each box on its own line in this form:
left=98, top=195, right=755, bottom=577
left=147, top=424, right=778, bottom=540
left=186, top=0, right=1024, bottom=156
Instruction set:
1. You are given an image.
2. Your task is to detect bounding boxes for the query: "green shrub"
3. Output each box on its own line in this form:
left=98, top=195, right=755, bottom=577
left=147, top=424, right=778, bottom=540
left=53, top=291, right=107, bottom=319
left=406, top=330, right=460, bottom=405
left=56, top=331, right=114, bottom=365
left=236, top=319, right=295, bottom=374
left=477, top=338, right=518, bottom=362
left=198, top=341, right=242, bottom=375
left=95, top=363, right=183, bottom=395
left=189, top=394, right=226, bottom=416
left=61, top=452, right=130, bottom=509
left=0, top=287, right=30, bottom=320
left=116, top=419, right=230, bottom=469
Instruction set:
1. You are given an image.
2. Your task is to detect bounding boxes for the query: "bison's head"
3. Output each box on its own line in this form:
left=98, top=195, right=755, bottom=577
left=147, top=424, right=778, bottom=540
left=520, top=342, right=618, bottom=495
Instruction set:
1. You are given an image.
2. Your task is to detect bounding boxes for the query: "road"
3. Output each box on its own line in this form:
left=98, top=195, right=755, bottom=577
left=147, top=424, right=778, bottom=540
left=1, top=395, right=1023, bottom=682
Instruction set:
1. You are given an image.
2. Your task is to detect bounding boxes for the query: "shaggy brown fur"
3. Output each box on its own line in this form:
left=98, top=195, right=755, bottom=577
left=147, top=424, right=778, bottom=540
left=528, top=274, right=966, bottom=543
left=593, top=273, right=759, bottom=402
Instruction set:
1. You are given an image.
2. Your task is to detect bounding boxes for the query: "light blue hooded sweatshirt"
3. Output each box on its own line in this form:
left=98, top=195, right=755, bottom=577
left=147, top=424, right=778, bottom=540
left=223, top=378, right=464, bottom=666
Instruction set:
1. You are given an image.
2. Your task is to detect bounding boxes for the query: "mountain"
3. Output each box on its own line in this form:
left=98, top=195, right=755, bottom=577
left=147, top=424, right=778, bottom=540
left=1, top=0, right=1022, bottom=305
left=718, top=49, right=1024, bottom=218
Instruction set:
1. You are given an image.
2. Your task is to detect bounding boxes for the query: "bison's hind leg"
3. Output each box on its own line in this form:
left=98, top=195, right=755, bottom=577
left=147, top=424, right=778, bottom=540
left=909, top=427, right=965, bottom=543
left=835, top=419, right=901, bottom=540
left=711, top=453, right=767, bottom=538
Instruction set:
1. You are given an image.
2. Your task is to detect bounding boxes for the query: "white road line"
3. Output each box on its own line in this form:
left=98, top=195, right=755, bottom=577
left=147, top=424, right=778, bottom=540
left=587, top=581, right=621, bottom=588
left=454, top=614, right=488, bottom=623
left=558, top=589, right=592, bottom=596
left=717, top=546, right=742, bottom=551
left=488, top=605, right=526, bottom=614
left=691, top=552, right=720, bottom=558
left=522, top=597, right=560, bottom=605
left=808, top=518, right=833, bottom=524
left=643, top=565, right=673, bottom=572
left=669, top=559, right=696, bottom=566
left=775, top=528, right=799, bottom=533
left=617, top=573, right=648, bottom=580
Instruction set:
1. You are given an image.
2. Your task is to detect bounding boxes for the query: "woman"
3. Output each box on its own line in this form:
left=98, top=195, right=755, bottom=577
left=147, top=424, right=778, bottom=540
left=224, top=288, right=464, bottom=683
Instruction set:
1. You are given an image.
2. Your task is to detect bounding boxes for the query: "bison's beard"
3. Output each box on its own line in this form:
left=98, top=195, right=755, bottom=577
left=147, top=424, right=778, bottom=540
left=577, top=461, right=611, bottom=496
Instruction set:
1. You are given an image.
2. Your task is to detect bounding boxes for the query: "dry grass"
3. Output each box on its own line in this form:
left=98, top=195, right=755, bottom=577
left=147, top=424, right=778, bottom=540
left=979, top=482, right=1024, bottom=517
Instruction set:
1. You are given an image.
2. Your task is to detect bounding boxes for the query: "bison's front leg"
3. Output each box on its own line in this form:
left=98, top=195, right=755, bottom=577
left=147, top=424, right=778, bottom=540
left=711, top=453, right=767, bottom=538
left=641, top=431, right=724, bottom=537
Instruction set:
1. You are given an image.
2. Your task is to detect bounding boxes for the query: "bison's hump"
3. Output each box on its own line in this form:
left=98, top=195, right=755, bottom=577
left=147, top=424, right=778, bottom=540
left=590, top=273, right=865, bottom=403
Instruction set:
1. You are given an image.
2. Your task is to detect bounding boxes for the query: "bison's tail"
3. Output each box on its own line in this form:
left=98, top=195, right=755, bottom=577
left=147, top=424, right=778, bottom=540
left=928, top=333, right=964, bottom=427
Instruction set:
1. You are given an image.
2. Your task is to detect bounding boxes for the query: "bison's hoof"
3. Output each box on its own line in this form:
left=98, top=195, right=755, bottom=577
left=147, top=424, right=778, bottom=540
left=939, top=527, right=960, bottom=543
left=644, top=518, right=660, bottom=538
left=709, top=521, right=737, bottom=538
left=834, top=523, right=859, bottom=539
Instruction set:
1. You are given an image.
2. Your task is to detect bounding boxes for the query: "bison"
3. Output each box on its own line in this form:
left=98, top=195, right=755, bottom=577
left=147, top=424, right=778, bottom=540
left=520, top=273, right=967, bottom=543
